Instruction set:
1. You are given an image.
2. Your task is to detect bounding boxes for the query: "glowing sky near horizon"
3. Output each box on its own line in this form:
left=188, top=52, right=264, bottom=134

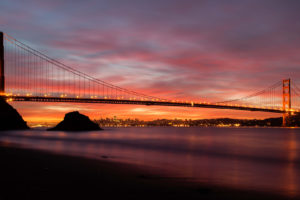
left=1, top=0, right=300, bottom=122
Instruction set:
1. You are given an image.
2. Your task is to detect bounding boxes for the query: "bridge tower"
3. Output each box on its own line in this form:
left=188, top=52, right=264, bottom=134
left=0, top=32, right=4, bottom=94
left=282, top=79, right=291, bottom=126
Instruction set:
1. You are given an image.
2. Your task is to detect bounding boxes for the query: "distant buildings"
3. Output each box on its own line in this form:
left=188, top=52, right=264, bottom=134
left=95, top=116, right=287, bottom=127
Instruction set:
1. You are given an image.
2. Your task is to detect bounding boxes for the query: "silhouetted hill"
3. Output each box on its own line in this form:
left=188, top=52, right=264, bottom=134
left=48, top=111, right=102, bottom=131
left=0, top=97, right=29, bottom=130
left=286, top=113, right=300, bottom=126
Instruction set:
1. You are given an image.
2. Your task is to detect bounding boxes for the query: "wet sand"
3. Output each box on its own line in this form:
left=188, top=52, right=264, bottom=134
left=0, top=143, right=292, bottom=200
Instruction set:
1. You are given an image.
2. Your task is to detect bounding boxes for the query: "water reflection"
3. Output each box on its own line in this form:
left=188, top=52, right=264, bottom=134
left=0, top=127, right=300, bottom=197
left=284, top=131, right=298, bottom=197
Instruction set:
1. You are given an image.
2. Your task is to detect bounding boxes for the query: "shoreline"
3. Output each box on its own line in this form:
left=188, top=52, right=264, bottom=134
left=0, top=143, right=292, bottom=200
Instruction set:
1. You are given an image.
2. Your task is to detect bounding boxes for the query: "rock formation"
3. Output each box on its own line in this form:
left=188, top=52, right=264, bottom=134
left=48, top=111, right=102, bottom=131
left=0, top=97, right=29, bottom=130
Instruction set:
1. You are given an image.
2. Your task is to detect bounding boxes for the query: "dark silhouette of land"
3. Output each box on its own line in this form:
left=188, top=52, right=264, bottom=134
left=0, top=97, right=29, bottom=130
left=286, top=113, right=300, bottom=126
left=48, top=111, right=102, bottom=131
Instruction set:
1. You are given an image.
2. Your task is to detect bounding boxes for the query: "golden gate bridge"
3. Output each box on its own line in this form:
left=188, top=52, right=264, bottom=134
left=1, top=32, right=300, bottom=126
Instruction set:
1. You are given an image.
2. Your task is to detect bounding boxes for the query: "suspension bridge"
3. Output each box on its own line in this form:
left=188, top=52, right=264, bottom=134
left=1, top=32, right=300, bottom=126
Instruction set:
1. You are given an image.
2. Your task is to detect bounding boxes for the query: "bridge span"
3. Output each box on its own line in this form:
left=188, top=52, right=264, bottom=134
left=1, top=31, right=300, bottom=126
left=1, top=95, right=292, bottom=114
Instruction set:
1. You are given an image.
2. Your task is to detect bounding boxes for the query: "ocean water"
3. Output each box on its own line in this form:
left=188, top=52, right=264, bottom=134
left=0, top=127, right=299, bottom=197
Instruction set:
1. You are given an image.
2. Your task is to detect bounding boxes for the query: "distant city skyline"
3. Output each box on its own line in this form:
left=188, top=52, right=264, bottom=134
left=28, top=115, right=286, bottom=128
left=1, top=0, right=300, bottom=122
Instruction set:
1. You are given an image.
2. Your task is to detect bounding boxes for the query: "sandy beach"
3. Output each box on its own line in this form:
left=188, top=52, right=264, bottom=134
left=0, top=143, right=291, bottom=200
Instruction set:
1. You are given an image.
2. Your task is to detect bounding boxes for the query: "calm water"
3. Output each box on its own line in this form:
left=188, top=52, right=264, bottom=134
left=0, top=127, right=299, bottom=197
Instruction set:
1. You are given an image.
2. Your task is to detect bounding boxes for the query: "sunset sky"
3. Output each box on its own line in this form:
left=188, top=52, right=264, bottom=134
left=1, top=0, right=300, bottom=123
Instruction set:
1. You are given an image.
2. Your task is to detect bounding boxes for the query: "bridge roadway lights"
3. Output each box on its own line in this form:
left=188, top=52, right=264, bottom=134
left=0, top=95, right=289, bottom=113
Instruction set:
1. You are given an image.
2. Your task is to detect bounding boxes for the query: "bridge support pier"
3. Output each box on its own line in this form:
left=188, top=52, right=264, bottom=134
left=0, top=32, right=4, bottom=94
left=282, top=79, right=291, bottom=127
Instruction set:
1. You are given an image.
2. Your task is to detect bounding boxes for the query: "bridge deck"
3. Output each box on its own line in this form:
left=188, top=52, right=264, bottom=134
left=1, top=95, right=289, bottom=114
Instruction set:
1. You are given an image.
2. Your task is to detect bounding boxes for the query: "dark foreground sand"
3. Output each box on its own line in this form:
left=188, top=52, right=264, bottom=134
left=0, top=143, right=293, bottom=200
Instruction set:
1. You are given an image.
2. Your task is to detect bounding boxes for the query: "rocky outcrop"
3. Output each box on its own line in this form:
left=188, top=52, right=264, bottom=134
left=0, top=97, right=29, bottom=130
left=48, top=111, right=102, bottom=131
